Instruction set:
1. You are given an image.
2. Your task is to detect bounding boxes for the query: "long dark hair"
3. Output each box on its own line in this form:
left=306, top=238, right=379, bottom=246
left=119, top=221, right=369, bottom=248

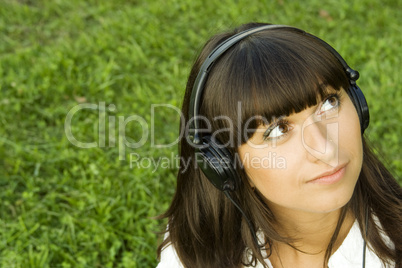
left=157, top=22, right=402, bottom=268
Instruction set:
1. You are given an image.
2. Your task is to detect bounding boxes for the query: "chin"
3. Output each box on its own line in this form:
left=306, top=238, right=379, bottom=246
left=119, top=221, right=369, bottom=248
left=308, top=193, right=354, bottom=213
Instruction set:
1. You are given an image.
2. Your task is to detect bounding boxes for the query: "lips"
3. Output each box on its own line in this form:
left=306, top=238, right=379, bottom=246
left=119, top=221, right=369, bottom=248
left=307, top=163, right=348, bottom=184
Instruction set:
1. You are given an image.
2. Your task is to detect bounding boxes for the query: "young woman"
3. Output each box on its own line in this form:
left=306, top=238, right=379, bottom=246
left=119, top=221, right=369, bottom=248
left=156, top=23, right=401, bottom=268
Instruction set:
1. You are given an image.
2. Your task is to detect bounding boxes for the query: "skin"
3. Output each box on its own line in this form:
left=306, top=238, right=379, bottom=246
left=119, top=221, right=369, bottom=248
left=238, top=88, right=363, bottom=267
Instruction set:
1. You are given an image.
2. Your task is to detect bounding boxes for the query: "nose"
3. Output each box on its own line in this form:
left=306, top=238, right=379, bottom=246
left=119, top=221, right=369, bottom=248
left=301, top=114, right=339, bottom=167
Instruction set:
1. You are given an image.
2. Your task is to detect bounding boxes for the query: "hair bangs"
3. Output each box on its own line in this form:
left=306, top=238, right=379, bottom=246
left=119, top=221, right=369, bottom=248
left=201, top=28, right=349, bottom=146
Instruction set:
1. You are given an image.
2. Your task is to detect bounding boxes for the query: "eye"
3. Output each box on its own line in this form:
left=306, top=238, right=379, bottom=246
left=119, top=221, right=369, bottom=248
left=263, top=120, right=292, bottom=141
left=319, top=94, right=340, bottom=114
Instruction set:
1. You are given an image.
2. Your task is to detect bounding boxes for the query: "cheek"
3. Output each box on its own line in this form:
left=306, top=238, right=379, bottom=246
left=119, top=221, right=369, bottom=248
left=238, top=147, right=301, bottom=205
left=339, top=98, right=364, bottom=165
left=246, top=167, right=295, bottom=206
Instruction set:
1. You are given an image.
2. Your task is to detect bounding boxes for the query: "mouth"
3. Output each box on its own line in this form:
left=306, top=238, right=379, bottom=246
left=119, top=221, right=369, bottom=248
left=307, top=163, right=348, bottom=185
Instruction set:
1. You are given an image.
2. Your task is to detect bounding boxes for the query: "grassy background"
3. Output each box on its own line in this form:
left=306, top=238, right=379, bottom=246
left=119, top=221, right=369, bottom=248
left=0, top=0, right=400, bottom=267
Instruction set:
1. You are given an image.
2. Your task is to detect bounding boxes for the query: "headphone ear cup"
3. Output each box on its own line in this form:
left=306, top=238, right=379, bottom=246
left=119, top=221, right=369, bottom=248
left=196, top=135, right=239, bottom=191
left=346, top=84, right=370, bottom=134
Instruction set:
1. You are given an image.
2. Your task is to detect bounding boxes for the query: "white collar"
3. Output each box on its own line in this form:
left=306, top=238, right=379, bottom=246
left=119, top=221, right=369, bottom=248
left=252, top=219, right=394, bottom=268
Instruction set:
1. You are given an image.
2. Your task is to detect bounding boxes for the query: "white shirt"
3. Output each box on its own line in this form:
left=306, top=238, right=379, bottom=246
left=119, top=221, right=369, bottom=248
left=157, top=220, right=394, bottom=268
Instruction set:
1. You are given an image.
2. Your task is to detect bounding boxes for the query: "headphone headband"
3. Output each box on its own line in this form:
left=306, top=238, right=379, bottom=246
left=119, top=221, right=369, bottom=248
left=188, top=24, right=365, bottom=144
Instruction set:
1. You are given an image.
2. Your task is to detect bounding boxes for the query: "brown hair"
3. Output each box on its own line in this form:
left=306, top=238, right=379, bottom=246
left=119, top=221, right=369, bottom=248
left=157, top=22, right=401, bottom=267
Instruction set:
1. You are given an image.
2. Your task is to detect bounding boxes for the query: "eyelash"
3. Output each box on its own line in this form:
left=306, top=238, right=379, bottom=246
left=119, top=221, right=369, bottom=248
left=262, top=92, right=342, bottom=142
left=262, top=119, right=292, bottom=142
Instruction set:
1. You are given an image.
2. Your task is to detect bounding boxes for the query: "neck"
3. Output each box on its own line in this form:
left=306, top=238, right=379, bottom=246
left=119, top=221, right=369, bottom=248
left=268, top=206, right=355, bottom=267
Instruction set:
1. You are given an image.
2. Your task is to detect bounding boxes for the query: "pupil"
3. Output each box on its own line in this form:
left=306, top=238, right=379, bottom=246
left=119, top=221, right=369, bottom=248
left=329, top=97, right=337, bottom=106
left=279, top=124, right=287, bottom=133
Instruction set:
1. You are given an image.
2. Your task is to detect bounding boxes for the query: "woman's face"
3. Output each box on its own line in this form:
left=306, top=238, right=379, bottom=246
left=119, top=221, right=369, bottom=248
left=238, top=88, right=363, bottom=214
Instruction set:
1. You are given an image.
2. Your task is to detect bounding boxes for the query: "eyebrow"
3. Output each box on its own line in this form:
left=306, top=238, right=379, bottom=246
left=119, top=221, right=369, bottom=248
left=318, top=82, right=328, bottom=88
left=318, top=82, right=339, bottom=97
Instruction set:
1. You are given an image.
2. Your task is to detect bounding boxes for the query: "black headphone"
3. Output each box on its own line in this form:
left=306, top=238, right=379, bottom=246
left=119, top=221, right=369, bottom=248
left=188, top=24, right=370, bottom=193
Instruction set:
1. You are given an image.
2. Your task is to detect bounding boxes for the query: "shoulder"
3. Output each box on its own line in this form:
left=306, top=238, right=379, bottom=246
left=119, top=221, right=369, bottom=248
left=158, top=242, right=269, bottom=268
left=156, top=239, right=184, bottom=268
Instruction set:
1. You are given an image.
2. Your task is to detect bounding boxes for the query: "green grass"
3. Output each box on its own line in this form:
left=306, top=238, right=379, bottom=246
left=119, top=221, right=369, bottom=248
left=0, top=0, right=400, bottom=267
